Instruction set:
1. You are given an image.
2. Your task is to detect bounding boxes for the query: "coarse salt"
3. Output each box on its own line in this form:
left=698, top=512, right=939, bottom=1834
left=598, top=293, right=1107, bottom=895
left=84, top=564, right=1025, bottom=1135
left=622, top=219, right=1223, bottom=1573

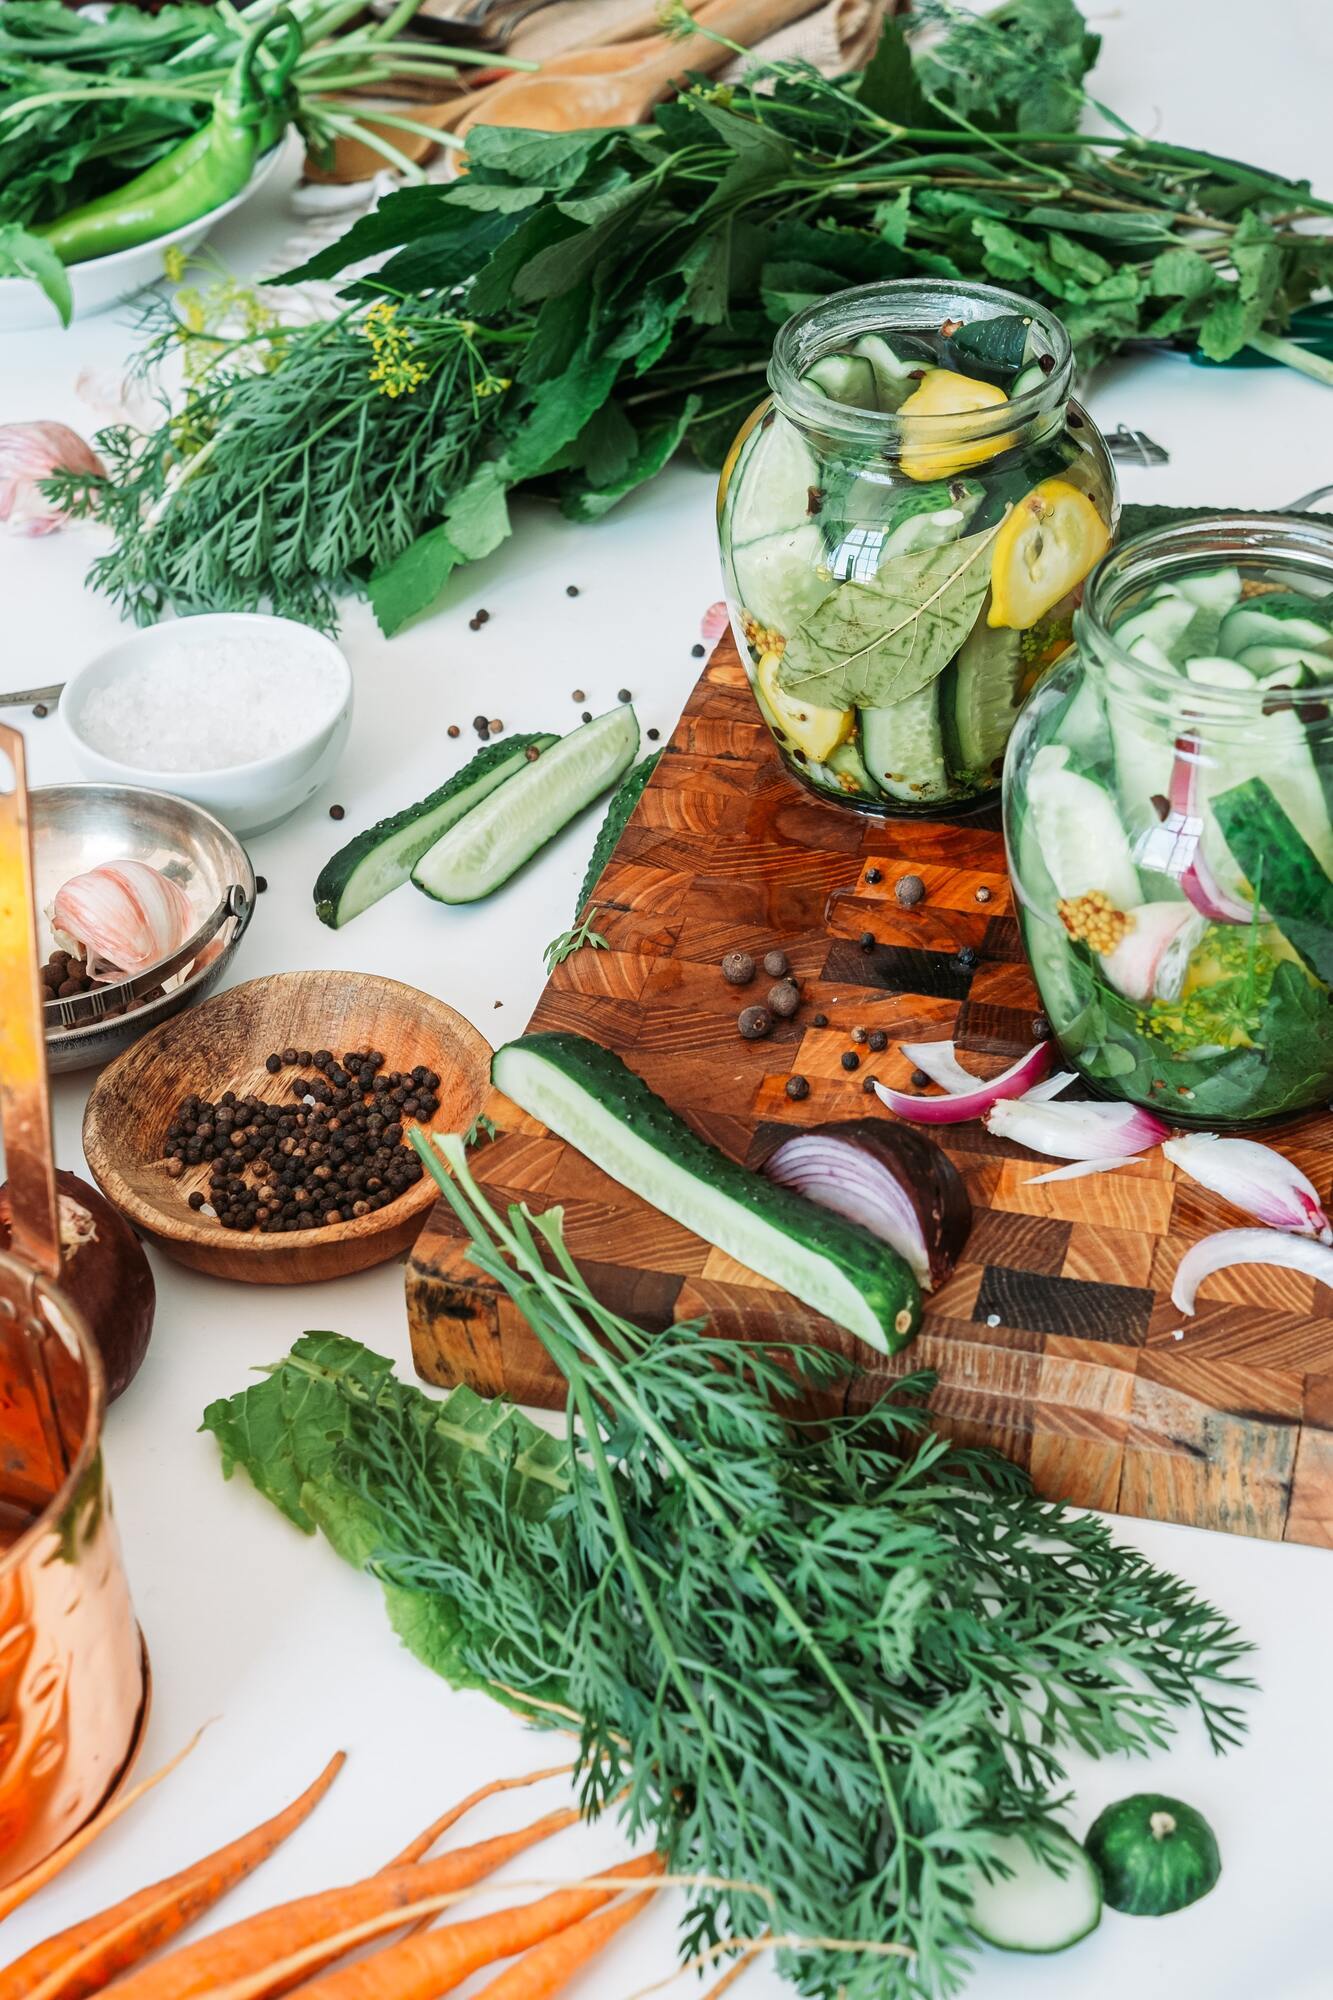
left=77, top=631, right=344, bottom=773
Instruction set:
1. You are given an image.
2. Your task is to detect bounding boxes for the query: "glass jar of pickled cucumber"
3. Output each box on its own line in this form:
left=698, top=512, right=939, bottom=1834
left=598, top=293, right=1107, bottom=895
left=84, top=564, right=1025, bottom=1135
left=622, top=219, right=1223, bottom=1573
left=1004, top=515, right=1333, bottom=1128
left=716, top=279, right=1117, bottom=814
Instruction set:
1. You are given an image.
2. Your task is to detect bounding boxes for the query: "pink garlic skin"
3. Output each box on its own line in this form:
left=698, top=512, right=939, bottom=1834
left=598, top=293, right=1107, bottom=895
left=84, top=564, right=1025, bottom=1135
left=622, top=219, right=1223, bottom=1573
left=0, top=422, right=105, bottom=536
left=51, top=859, right=194, bottom=980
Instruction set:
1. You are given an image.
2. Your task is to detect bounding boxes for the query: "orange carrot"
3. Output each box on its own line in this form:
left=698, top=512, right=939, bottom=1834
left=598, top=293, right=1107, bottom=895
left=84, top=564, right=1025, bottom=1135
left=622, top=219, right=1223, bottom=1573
left=252, top=1854, right=664, bottom=2000
left=469, top=1879, right=661, bottom=1998
left=389, top=1766, right=574, bottom=1868
left=103, top=1804, right=581, bottom=2000
left=0, top=1726, right=206, bottom=1926
left=0, top=1751, right=345, bottom=2000
left=701, top=1951, right=758, bottom=1999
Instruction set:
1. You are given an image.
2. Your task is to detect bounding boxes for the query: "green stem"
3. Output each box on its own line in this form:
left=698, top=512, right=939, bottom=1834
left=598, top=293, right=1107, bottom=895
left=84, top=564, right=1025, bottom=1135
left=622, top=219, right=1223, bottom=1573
left=1245, top=329, right=1333, bottom=386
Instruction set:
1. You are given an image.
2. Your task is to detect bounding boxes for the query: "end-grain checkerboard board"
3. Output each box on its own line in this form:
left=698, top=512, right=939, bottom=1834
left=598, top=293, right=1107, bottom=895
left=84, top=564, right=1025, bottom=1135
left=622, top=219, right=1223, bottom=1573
left=407, top=637, right=1333, bottom=1549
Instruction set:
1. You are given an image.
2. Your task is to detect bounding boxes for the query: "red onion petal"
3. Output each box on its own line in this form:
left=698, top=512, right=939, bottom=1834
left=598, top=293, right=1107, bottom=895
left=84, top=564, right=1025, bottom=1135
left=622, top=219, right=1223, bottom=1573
left=985, top=1096, right=1169, bottom=1159
left=1172, top=1227, right=1333, bottom=1315
left=1163, top=1133, right=1332, bottom=1241
left=1026, top=1155, right=1138, bottom=1185
left=1165, top=734, right=1266, bottom=925
left=877, top=1041, right=1052, bottom=1124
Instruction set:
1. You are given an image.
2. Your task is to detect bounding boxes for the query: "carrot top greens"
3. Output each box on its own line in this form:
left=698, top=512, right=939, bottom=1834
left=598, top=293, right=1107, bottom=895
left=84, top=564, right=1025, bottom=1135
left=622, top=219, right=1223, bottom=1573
left=204, top=1135, right=1253, bottom=2000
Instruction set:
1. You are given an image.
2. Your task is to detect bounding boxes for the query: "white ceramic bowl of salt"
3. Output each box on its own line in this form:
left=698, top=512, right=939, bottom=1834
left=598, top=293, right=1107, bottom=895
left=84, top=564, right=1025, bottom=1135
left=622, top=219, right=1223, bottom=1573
left=60, top=614, right=353, bottom=839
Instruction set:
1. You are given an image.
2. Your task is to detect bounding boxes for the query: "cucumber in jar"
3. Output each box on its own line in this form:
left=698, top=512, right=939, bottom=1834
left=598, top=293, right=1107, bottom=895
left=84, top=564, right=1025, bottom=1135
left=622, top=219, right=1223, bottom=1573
left=861, top=683, right=950, bottom=804
left=727, top=410, right=829, bottom=638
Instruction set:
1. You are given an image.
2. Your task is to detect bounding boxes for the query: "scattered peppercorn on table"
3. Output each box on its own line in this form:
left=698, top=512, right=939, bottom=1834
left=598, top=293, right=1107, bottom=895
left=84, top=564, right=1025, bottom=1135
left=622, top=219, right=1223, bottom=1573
left=2, top=6, right=1333, bottom=1997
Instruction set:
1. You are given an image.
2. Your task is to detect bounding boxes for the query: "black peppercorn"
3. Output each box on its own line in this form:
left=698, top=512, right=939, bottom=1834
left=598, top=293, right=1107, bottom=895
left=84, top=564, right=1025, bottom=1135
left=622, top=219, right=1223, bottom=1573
left=32, top=702, right=48, bottom=719
left=864, top=867, right=882, bottom=885
left=911, top=1068, right=931, bottom=1088
left=956, top=944, right=978, bottom=970
left=647, top=727, right=660, bottom=741
left=851, top=1026, right=867, bottom=1045
left=841, top=1050, right=860, bottom=1072
left=975, top=885, right=992, bottom=904
left=265, top=1053, right=281, bottom=1074
left=566, top=585, right=580, bottom=598
left=581, top=711, right=592, bottom=724
left=785, top=1075, right=810, bottom=1101
left=691, top=642, right=705, bottom=658
left=868, top=1028, right=888, bottom=1052
left=617, top=687, right=632, bottom=703
left=859, top=931, right=875, bottom=952
left=862, top=1075, right=878, bottom=1094
left=329, top=804, right=345, bottom=821
left=813, top=1012, right=828, bottom=1028
left=1032, top=1014, right=1050, bottom=1041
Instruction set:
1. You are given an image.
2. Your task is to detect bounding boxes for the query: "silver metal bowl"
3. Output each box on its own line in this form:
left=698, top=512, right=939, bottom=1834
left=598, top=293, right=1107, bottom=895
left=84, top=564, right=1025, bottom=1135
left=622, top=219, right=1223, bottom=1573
left=34, top=784, right=254, bottom=1072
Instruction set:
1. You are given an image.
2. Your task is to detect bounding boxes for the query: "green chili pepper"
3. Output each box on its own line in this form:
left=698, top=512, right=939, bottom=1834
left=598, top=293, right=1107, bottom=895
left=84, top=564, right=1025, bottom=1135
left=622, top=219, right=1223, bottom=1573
left=35, top=10, right=302, bottom=267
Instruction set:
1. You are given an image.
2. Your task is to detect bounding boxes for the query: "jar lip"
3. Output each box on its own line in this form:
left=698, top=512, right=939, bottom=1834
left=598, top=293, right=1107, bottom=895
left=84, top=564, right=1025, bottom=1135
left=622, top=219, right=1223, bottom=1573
left=768, top=278, right=1073, bottom=443
left=1079, top=510, right=1333, bottom=704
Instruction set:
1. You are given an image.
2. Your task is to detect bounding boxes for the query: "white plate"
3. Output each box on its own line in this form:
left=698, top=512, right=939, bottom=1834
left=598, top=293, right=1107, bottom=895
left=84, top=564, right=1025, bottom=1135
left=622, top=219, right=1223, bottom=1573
left=0, top=146, right=284, bottom=333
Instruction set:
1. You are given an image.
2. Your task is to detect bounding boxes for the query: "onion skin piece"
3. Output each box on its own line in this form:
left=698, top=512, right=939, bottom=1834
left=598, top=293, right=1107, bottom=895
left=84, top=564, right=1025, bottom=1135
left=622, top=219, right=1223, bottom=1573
left=985, top=1095, right=1168, bottom=1160
left=0, top=1171, right=155, bottom=1400
left=1171, top=1227, right=1333, bottom=1315
left=875, top=1040, right=1052, bottom=1124
left=756, top=1118, right=972, bottom=1290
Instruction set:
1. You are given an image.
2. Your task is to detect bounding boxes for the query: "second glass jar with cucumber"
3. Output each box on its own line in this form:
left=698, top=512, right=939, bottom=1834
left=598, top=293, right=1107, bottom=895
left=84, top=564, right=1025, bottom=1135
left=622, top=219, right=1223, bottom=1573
left=717, top=280, right=1118, bottom=814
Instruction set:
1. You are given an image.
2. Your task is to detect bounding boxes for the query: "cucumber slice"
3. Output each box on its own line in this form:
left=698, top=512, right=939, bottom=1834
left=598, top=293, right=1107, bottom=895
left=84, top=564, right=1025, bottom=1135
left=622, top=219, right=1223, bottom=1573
left=412, top=706, right=638, bottom=904
left=805, top=352, right=877, bottom=411
left=850, top=333, right=925, bottom=412
left=727, top=411, right=819, bottom=547
left=1172, top=566, right=1241, bottom=613
left=1114, top=594, right=1198, bottom=660
left=861, top=683, right=950, bottom=803
left=492, top=1033, right=921, bottom=1354
left=964, top=1827, right=1102, bottom=1955
left=826, top=478, right=983, bottom=581
left=1057, top=672, right=1111, bottom=770
left=1026, top=744, right=1141, bottom=906
left=948, top=620, right=1024, bottom=776
left=1125, top=634, right=1178, bottom=674
left=1219, top=599, right=1333, bottom=656
left=1185, top=655, right=1256, bottom=689
left=1009, top=360, right=1047, bottom=397
left=314, top=734, right=559, bottom=929
left=730, top=522, right=830, bottom=638
left=825, top=738, right=882, bottom=797
left=1234, top=643, right=1328, bottom=678
left=574, top=751, right=662, bottom=918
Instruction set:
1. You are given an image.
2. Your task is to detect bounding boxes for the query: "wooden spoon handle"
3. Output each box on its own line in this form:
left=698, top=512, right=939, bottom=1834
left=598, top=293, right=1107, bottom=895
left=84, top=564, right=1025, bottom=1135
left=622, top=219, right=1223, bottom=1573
left=632, top=0, right=834, bottom=93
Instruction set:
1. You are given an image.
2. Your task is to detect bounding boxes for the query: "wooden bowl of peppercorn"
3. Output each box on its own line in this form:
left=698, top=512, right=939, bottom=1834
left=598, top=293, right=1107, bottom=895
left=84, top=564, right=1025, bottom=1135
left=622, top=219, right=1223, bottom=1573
left=81, top=970, right=491, bottom=1284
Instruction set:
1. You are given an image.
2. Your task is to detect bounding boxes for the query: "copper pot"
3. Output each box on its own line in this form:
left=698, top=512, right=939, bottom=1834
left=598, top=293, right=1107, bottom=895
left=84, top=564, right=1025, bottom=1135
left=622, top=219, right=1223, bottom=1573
left=0, top=722, right=148, bottom=1887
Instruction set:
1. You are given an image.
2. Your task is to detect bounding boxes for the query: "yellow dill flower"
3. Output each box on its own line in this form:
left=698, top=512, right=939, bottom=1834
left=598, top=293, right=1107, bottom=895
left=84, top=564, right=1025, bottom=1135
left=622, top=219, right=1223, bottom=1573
left=363, top=300, right=426, bottom=397
left=475, top=374, right=512, bottom=399
left=162, top=244, right=188, bottom=283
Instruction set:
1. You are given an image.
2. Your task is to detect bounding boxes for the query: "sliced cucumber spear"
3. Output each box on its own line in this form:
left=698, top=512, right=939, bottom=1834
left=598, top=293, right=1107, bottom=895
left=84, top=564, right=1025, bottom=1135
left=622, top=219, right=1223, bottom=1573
left=413, top=706, right=638, bottom=905
left=314, top=733, right=559, bottom=928
left=491, top=1033, right=921, bottom=1355
left=964, top=1826, right=1102, bottom=1955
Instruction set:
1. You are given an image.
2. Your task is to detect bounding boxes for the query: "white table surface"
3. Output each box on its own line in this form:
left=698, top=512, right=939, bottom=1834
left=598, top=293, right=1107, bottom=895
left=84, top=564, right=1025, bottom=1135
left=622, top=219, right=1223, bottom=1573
left=4, top=6, right=1333, bottom=1995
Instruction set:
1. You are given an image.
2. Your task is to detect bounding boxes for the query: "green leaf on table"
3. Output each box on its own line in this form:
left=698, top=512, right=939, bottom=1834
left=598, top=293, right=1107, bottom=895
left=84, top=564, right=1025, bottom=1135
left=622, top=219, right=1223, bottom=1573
left=369, top=522, right=462, bottom=637
left=442, top=460, right=511, bottom=563
left=778, top=518, right=1003, bottom=710
left=0, top=224, right=70, bottom=325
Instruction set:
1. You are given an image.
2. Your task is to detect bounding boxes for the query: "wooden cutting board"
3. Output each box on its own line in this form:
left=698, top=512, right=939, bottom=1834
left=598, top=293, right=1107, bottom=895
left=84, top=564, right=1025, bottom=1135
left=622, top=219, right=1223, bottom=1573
left=407, top=638, right=1333, bottom=1550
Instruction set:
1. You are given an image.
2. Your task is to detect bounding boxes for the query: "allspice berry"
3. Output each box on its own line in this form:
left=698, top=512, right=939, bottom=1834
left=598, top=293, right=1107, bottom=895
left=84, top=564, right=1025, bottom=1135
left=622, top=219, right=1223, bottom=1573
left=762, top=948, right=789, bottom=978
left=721, top=950, right=756, bottom=986
left=768, top=980, right=800, bottom=1019
left=738, top=1005, right=773, bottom=1041
left=895, top=873, right=926, bottom=907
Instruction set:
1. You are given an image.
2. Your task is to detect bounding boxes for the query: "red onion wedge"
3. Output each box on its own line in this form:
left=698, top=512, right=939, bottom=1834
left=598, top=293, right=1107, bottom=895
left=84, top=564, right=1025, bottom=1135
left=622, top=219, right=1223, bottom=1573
left=1144, top=734, right=1266, bottom=926
left=876, top=1040, right=1052, bottom=1124
left=985, top=1096, right=1169, bottom=1159
left=1163, top=1133, right=1332, bottom=1240
left=758, top=1119, right=971, bottom=1290
left=1172, top=1228, right=1333, bottom=1315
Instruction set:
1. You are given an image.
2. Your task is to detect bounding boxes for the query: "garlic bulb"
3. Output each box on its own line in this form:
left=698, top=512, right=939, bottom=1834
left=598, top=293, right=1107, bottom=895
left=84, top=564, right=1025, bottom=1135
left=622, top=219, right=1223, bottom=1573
left=51, top=860, right=194, bottom=981
left=0, top=421, right=105, bottom=536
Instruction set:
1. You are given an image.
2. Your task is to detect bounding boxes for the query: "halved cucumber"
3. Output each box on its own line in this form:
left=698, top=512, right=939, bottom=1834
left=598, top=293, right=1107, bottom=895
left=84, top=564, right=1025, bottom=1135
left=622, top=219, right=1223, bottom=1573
left=964, top=1826, right=1102, bottom=1955
left=314, top=733, right=559, bottom=928
left=727, top=411, right=819, bottom=547
left=1234, top=642, right=1329, bottom=678
left=851, top=333, right=926, bottom=412
left=1114, top=593, right=1197, bottom=659
left=805, top=352, right=877, bottom=410
left=1025, top=744, right=1140, bottom=907
left=861, top=683, right=950, bottom=803
left=730, top=521, right=830, bottom=638
left=412, top=706, right=638, bottom=904
left=1172, top=566, right=1241, bottom=613
left=492, top=1033, right=921, bottom=1354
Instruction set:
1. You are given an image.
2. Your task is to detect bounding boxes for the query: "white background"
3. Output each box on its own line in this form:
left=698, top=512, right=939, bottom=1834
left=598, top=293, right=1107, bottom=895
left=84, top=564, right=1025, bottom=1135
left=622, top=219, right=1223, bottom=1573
left=3, top=4, right=1333, bottom=1995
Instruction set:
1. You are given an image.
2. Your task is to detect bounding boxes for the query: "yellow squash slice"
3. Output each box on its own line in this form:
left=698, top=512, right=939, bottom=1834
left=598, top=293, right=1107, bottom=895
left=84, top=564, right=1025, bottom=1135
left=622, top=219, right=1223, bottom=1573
left=898, top=369, right=1013, bottom=481
left=988, top=477, right=1110, bottom=630
left=756, top=650, right=853, bottom=761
